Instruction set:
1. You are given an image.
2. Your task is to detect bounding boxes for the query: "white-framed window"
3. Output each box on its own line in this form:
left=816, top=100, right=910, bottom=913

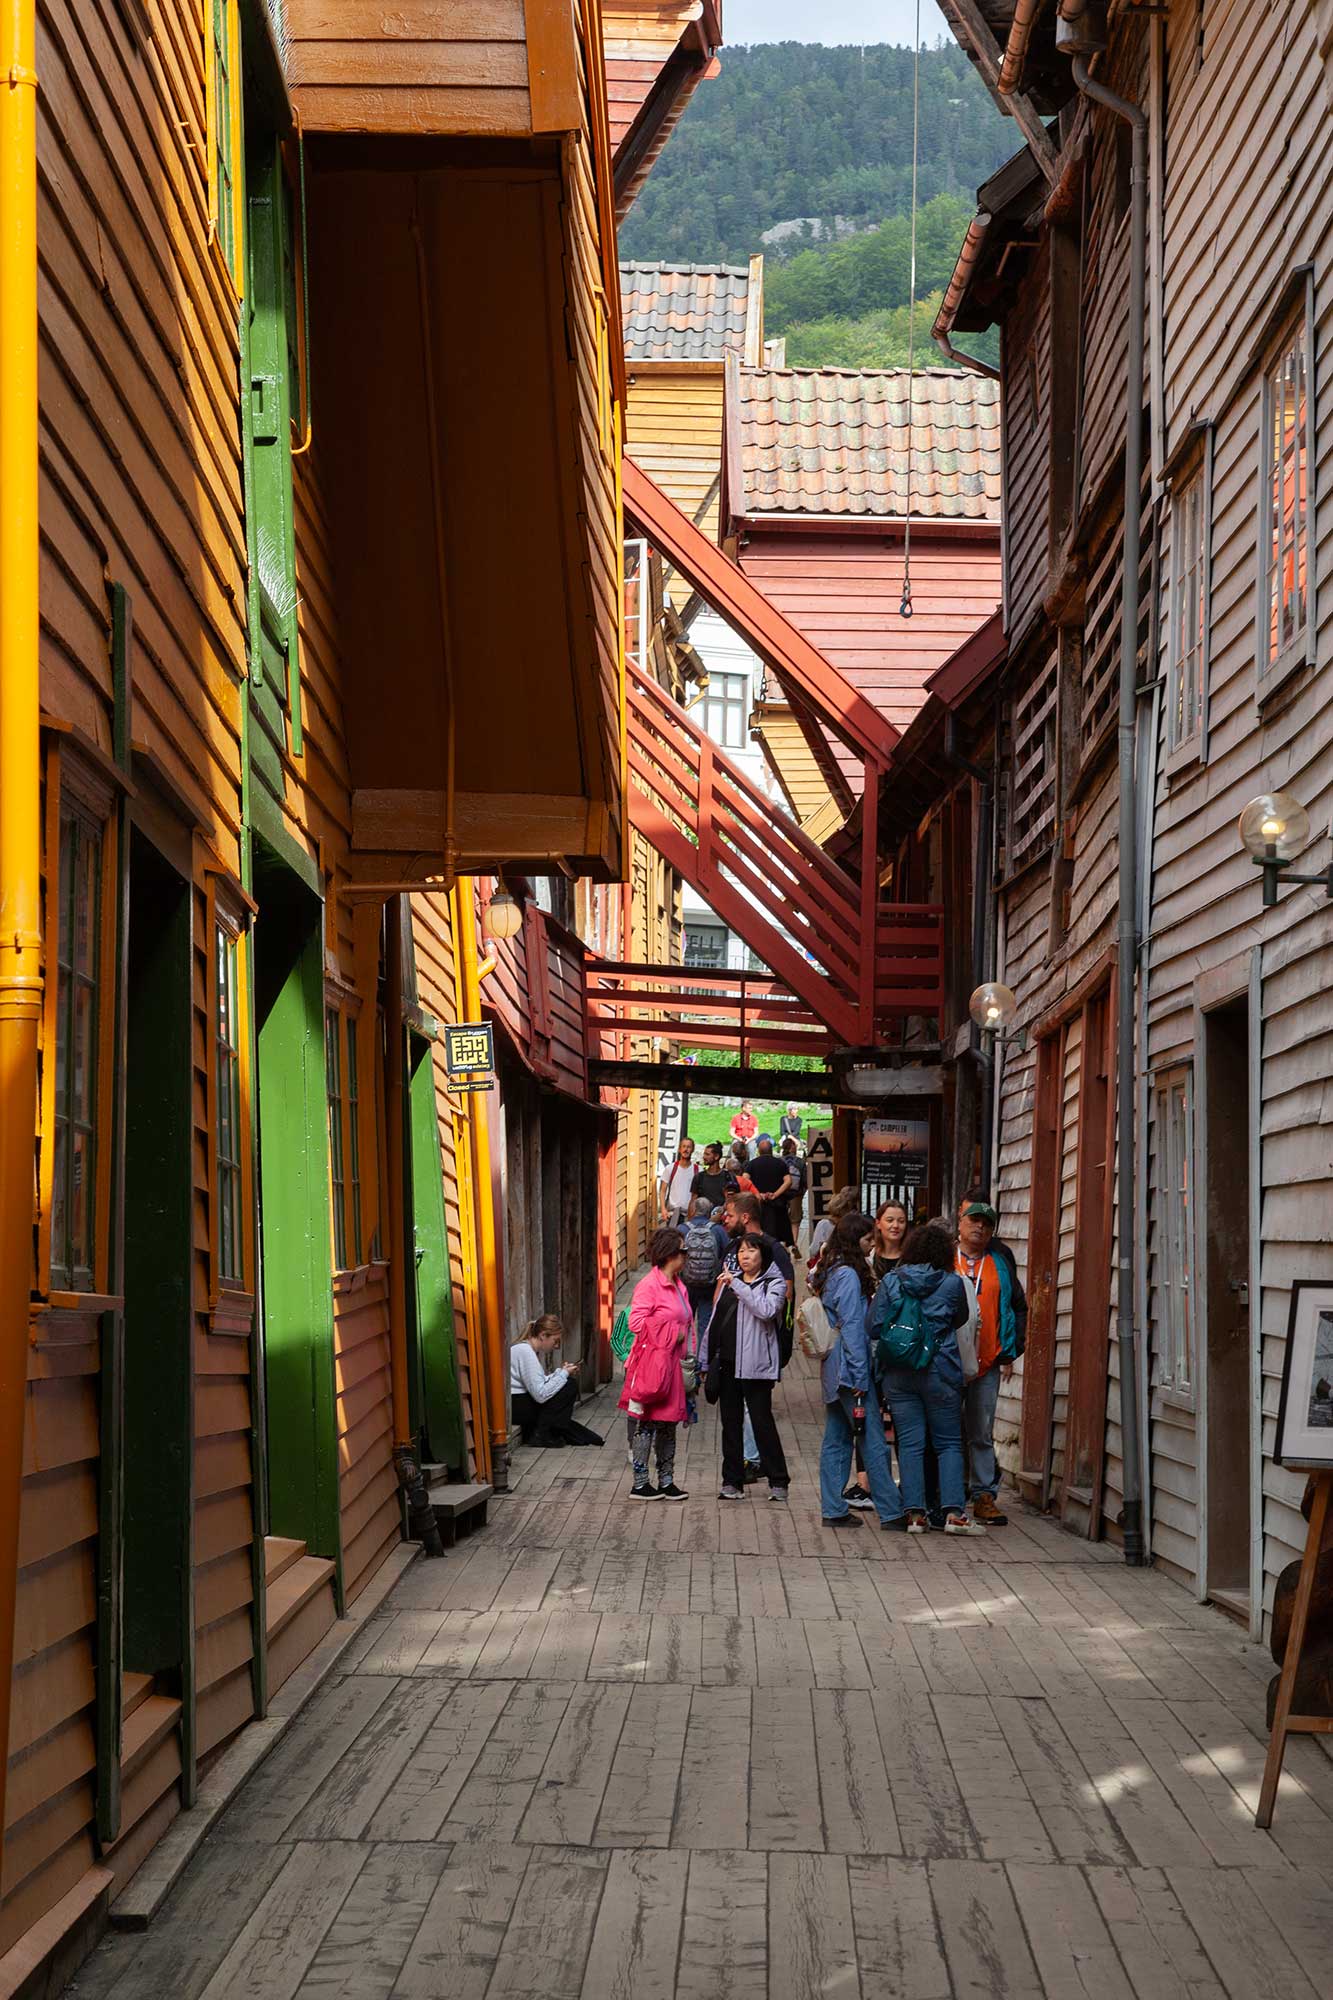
left=1167, top=450, right=1210, bottom=753
left=1154, top=1071, right=1194, bottom=1393
left=1257, top=279, right=1314, bottom=692
left=700, top=671, right=749, bottom=751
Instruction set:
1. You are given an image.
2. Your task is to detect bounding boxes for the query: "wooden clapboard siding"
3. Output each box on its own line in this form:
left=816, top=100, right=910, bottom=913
left=751, top=699, right=838, bottom=827
left=1000, top=256, right=1052, bottom=651
left=991, top=862, right=1049, bottom=1481
left=1, top=1316, right=101, bottom=1953
left=283, top=0, right=533, bottom=135
left=626, top=370, right=726, bottom=536
left=1076, top=27, right=1144, bottom=528
left=333, top=1266, right=400, bottom=1603
left=603, top=0, right=702, bottom=149
left=737, top=531, right=1003, bottom=791
left=1141, top=0, right=1333, bottom=1619
left=411, top=893, right=484, bottom=1476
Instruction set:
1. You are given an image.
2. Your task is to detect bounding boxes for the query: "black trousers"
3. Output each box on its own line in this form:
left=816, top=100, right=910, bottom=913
left=719, top=1375, right=789, bottom=1489
left=512, top=1375, right=578, bottom=1444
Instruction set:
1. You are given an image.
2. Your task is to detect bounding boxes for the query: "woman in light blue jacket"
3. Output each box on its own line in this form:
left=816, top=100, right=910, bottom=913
left=814, top=1214, right=905, bottom=1528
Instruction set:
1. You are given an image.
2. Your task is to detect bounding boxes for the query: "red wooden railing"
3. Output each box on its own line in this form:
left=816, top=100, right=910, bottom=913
left=586, top=960, right=837, bottom=1066
left=623, top=659, right=944, bottom=1048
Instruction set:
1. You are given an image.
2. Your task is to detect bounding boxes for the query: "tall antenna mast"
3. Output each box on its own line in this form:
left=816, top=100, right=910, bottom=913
left=900, top=0, right=923, bottom=620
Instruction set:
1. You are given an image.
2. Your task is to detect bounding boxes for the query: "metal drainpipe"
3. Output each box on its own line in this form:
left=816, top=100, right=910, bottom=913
left=0, top=0, right=42, bottom=1845
left=943, top=715, right=995, bottom=1192
left=1070, top=52, right=1148, bottom=1567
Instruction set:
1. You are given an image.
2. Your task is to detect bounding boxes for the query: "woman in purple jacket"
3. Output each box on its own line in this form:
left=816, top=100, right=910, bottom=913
left=705, top=1231, right=791, bottom=1501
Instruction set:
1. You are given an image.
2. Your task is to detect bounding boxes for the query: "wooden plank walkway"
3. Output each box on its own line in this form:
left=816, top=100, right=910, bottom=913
left=70, top=1359, right=1333, bottom=1999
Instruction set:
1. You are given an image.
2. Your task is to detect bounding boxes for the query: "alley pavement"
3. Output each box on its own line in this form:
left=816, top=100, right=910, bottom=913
left=71, top=1356, right=1333, bottom=1999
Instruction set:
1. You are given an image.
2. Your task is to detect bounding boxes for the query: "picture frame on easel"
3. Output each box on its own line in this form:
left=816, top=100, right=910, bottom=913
left=1257, top=1281, right=1333, bottom=1828
left=1274, top=1279, right=1333, bottom=1469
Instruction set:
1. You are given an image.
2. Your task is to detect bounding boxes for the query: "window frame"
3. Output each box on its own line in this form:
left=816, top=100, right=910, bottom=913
left=204, top=0, right=245, bottom=295
left=1153, top=1069, right=1195, bottom=1399
left=206, top=874, right=254, bottom=1300
left=324, top=995, right=364, bottom=1273
left=1255, top=274, right=1315, bottom=699
left=697, top=670, right=750, bottom=752
left=38, top=740, right=119, bottom=1301
left=1165, top=434, right=1213, bottom=763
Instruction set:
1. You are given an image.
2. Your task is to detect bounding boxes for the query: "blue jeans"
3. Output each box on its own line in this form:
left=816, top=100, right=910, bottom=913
left=881, top=1360, right=966, bottom=1514
left=820, top=1387, right=903, bottom=1523
left=689, top=1285, right=714, bottom=1340
left=965, top=1365, right=1002, bottom=1500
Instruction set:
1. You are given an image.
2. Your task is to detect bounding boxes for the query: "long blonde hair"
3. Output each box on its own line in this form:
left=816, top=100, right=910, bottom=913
left=522, top=1313, right=563, bottom=1343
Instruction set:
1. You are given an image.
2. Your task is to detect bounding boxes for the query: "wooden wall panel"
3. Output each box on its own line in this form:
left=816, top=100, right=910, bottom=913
left=626, top=371, right=726, bottom=536
left=334, top=1267, right=400, bottom=1602
left=284, top=0, right=533, bottom=135
left=999, top=258, right=1052, bottom=652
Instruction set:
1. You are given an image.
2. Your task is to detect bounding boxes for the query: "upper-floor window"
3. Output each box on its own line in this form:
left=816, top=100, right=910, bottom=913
left=205, top=0, right=243, bottom=291
left=1168, top=458, right=1209, bottom=753
left=700, top=671, right=748, bottom=751
left=1154, top=1072, right=1194, bottom=1394
left=50, top=795, right=105, bottom=1292
left=1258, top=285, right=1314, bottom=691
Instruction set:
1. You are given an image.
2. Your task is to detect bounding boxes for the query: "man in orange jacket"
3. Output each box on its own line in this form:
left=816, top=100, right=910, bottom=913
left=955, top=1189, right=1027, bottom=1526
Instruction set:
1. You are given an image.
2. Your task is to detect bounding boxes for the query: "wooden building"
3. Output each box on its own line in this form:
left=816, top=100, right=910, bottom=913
left=721, top=361, right=1004, bottom=829
left=0, top=0, right=626, bottom=1978
left=937, top=0, right=1333, bottom=1635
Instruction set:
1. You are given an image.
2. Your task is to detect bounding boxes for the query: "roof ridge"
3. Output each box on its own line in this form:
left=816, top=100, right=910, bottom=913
left=619, top=259, right=753, bottom=278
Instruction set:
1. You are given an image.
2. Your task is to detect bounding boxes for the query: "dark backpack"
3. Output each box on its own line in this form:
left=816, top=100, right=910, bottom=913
left=874, top=1290, right=939, bottom=1375
left=682, top=1220, right=721, bottom=1289
left=777, top=1295, right=795, bottom=1370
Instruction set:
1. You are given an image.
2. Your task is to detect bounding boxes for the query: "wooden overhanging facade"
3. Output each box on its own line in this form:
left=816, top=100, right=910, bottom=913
left=604, top=0, right=722, bottom=216
left=287, top=0, right=627, bottom=883
left=935, top=0, right=1333, bottom=1634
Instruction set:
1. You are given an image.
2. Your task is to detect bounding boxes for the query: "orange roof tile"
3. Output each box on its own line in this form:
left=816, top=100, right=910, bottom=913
left=621, top=261, right=754, bottom=362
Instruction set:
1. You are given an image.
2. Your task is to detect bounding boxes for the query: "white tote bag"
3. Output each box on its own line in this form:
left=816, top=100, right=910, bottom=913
left=955, top=1273, right=980, bottom=1383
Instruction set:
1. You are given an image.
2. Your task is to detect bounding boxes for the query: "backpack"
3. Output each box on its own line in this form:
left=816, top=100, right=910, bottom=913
left=874, top=1290, right=940, bottom=1375
left=796, top=1292, right=835, bottom=1361
left=785, top=1157, right=805, bottom=1197
left=682, top=1219, right=721, bottom=1288
left=777, top=1295, right=795, bottom=1371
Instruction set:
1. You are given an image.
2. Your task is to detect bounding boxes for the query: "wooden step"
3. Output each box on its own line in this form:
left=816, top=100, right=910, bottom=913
left=266, top=1557, right=337, bottom=1699
left=264, top=1535, right=308, bottom=1586
left=265, top=1553, right=336, bottom=1645
left=426, top=1478, right=492, bottom=1548
left=121, top=1672, right=154, bottom=1725
left=120, top=1695, right=181, bottom=1785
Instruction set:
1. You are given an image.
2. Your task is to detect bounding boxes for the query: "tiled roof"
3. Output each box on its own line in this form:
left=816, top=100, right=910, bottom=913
left=621, top=262, right=753, bottom=362
left=732, top=365, right=1002, bottom=522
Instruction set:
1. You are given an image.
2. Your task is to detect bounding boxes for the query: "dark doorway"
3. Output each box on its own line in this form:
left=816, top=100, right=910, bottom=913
left=1063, top=986, right=1114, bottom=1538
left=1203, top=997, right=1251, bottom=1616
left=122, top=830, right=193, bottom=1705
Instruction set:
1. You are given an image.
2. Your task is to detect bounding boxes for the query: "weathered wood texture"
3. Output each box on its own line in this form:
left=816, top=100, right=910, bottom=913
left=283, top=0, right=534, bottom=136
left=334, top=1267, right=401, bottom=1604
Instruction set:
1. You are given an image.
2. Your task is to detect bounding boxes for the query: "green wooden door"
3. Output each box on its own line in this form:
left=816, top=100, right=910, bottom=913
left=254, top=852, right=339, bottom=1575
left=407, top=1036, right=464, bottom=1469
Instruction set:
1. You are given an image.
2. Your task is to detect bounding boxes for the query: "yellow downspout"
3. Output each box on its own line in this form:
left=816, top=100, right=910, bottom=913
left=451, top=881, right=509, bottom=1487
left=0, top=0, right=41, bottom=1847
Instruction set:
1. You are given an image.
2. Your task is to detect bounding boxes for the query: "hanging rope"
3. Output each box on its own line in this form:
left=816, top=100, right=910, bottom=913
left=899, top=0, right=923, bottom=619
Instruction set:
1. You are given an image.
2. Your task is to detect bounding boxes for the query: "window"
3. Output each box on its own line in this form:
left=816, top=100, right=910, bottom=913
left=205, top=0, right=243, bottom=288
left=1155, top=1074, right=1194, bottom=1393
left=684, top=924, right=727, bottom=969
left=699, top=671, right=749, bottom=751
left=1167, top=458, right=1209, bottom=752
left=50, top=798, right=104, bottom=1291
left=1258, top=287, right=1314, bottom=689
left=325, top=1005, right=363, bottom=1271
left=214, top=919, right=245, bottom=1286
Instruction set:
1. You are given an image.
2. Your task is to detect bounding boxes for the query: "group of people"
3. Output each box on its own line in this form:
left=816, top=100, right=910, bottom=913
left=660, top=1112, right=808, bottom=1249
left=618, top=1179, right=1027, bottom=1527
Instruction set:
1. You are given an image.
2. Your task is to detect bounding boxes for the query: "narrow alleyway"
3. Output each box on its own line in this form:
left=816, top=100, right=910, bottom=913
left=72, top=1359, right=1333, bottom=2000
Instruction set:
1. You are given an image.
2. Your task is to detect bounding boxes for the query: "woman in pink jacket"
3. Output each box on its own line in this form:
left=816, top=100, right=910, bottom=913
left=620, top=1228, right=692, bottom=1501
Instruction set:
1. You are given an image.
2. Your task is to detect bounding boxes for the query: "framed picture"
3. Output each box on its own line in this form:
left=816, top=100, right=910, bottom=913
left=1275, top=1280, right=1333, bottom=1468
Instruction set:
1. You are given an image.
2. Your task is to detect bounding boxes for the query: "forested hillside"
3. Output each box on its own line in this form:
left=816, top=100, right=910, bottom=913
left=621, top=42, right=1014, bottom=369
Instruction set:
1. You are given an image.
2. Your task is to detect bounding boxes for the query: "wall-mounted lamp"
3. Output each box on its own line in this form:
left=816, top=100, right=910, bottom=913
left=482, top=888, right=523, bottom=940
left=969, top=981, right=1028, bottom=1053
left=1238, top=792, right=1333, bottom=908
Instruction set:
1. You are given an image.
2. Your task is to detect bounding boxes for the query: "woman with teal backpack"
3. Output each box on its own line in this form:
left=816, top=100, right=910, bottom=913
left=870, top=1223, right=985, bottom=1536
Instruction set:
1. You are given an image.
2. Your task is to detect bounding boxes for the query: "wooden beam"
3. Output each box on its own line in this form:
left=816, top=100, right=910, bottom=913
left=591, top=1059, right=840, bottom=1103
left=525, top=0, right=581, bottom=130
left=623, top=457, right=899, bottom=766
left=935, top=0, right=1060, bottom=183
left=351, top=788, right=600, bottom=857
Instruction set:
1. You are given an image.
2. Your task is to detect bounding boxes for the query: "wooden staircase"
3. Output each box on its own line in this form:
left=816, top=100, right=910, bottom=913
left=264, top=1536, right=337, bottom=1697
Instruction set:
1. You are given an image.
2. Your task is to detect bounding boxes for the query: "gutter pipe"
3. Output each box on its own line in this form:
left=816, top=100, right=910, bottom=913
left=998, top=0, right=1045, bottom=96
left=933, top=214, right=1003, bottom=380
left=1069, top=50, right=1148, bottom=1568
left=0, top=0, right=42, bottom=1844
left=453, top=881, right=509, bottom=1489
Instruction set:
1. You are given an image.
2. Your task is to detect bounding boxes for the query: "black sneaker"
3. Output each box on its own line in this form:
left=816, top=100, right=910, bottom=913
left=629, top=1484, right=658, bottom=1500
left=742, top=1461, right=763, bottom=1484
left=655, top=1482, right=688, bottom=1501
left=845, top=1489, right=875, bottom=1511
left=822, top=1512, right=862, bottom=1527
left=882, top=1514, right=909, bottom=1532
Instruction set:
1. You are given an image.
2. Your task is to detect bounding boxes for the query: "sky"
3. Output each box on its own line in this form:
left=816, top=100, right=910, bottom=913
left=724, top=0, right=948, bottom=45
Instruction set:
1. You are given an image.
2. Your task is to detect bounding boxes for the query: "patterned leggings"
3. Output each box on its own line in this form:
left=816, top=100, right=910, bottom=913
left=630, top=1419, right=677, bottom=1487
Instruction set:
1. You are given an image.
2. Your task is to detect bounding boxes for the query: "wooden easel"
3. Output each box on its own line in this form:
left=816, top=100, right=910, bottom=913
left=1256, top=1471, right=1333, bottom=1827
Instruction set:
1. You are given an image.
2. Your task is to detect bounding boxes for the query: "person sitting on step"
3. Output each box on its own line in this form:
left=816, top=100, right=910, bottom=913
left=509, top=1315, right=603, bottom=1448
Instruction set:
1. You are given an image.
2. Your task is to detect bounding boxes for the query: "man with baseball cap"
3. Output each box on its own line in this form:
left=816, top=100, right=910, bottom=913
left=955, top=1188, right=1027, bottom=1526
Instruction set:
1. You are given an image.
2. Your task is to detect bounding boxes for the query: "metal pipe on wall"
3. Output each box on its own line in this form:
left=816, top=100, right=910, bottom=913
left=0, top=0, right=42, bottom=1844
left=1070, top=51, right=1148, bottom=1567
left=453, top=880, right=510, bottom=1488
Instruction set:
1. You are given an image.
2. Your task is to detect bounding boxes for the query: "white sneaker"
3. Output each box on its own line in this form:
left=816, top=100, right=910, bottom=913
left=944, top=1511, right=986, bottom=1537
left=768, top=1487, right=789, bottom=1503
left=718, top=1485, right=744, bottom=1500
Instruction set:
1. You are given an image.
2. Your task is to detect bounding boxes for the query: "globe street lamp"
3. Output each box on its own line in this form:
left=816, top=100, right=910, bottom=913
left=1238, top=792, right=1331, bottom=908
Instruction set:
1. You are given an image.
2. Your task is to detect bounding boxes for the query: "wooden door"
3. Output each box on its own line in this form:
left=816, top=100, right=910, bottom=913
left=1203, top=998, right=1251, bottom=1613
left=1062, top=988, right=1115, bottom=1536
left=407, top=1035, right=465, bottom=1470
